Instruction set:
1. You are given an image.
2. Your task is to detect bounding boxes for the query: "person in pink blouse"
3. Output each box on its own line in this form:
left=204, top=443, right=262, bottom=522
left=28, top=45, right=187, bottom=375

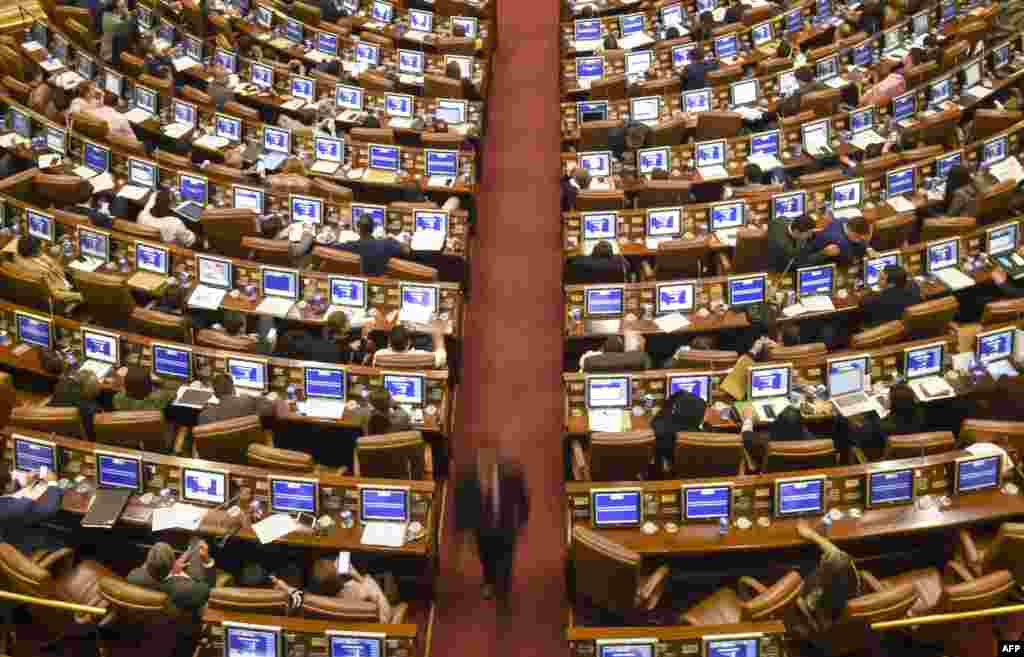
left=69, top=82, right=143, bottom=148
left=859, top=71, right=905, bottom=107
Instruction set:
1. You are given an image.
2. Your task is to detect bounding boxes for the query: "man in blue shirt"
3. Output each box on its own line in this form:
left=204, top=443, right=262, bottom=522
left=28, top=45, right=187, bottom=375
left=0, top=469, right=65, bottom=554
left=337, top=214, right=410, bottom=276
left=809, top=216, right=874, bottom=264
left=681, top=46, right=718, bottom=91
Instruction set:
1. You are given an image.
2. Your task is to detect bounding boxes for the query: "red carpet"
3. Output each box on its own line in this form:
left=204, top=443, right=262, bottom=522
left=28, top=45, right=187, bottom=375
left=429, top=4, right=564, bottom=657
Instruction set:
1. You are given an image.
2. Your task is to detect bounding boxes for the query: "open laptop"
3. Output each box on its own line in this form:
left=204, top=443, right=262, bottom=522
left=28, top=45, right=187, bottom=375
left=80, top=328, right=118, bottom=380
left=977, top=328, right=1019, bottom=380
left=827, top=354, right=881, bottom=417
left=326, top=276, right=368, bottom=327
left=904, top=342, right=955, bottom=401
left=848, top=106, right=884, bottom=150
left=695, top=139, right=728, bottom=179
left=709, top=200, right=744, bottom=247
left=255, top=126, right=291, bottom=172
left=363, top=144, right=401, bottom=184
left=747, top=363, right=792, bottom=422
left=358, top=485, right=409, bottom=548
left=119, top=159, right=158, bottom=202
left=73, top=142, right=109, bottom=181
left=189, top=255, right=232, bottom=310
left=802, top=119, right=832, bottom=158
left=578, top=151, right=613, bottom=191
left=986, top=222, right=1024, bottom=279
left=586, top=376, right=631, bottom=434
left=926, top=237, right=975, bottom=291
left=311, top=135, right=343, bottom=175
left=255, top=267, right=299, bottom=318
left=303, top=366, right=346, bottom=419
left=385, top=93, right=415, bottom=130
left=127, top=242, right=170, bottom=292
left=175, top=173, right=207, bottom=223
left=73, top=227, right=109, bottom=273
left=830, top=178, right=863, bottom=220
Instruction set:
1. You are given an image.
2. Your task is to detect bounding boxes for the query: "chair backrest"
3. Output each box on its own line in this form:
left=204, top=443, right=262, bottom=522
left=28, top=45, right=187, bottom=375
left=765, top=343, right=826, bottom=360
left=77, top=270, right=136, bottom=320
left=801, top=88, right=842, bottom=117
left=98, top=576, right=169, bottom=626
left=674, top=433, right=744, bottom=478
left=154, top=150, right=192, bottom=170
left=576, top=190, right=626, bottom=211
left=973, top=109, right=1023, bottom=141
left=208, top=587, right=289, bottom=615
left=293, top=0, right=321, bottom=24
left=707, top=65, right=743, bottom=88
left=695, top=112, right=743, bottom=140
left=635, top=181, right=690, bottom=208
left=113, top=219, right=162, bottom=241
left=655, top=238, right=709, bottom=280
left=34, top=174, right=93, bottom=207
left=132, top=308, right=192, bottom=344
left=302, top=593, right=379, bottom=621
left=960, top=419, right=1024, bottom=448
left=94, top=410, right=173, bottom=453
left=582, top=352, right=649, bottom=372
left=973, top=180, right=1018, bottom=222
left=849, top=321, right=907, bottom=349
left=819, top=583, right=918, bottom=657
left=373, top=352, right=438, bottom=370
left=351, top=127, right=396, bottom=145
left=980, top=298, right=1024, bottom=325
left=10, top=406, right=85, bottom=438
left=649, top=115, right=686, bottom=147
left=883, top=431, right=956, bottom=459
left=921, top=216, right=977, bottom=242
left=385, top=258, right=438, bottom=281
left=201, top=208, right=259, bottom=258
left=871, top=213, right=915, bottom=251
left=578, top=120, right=619, bottom=150
left=941, top=569, right=1014, bottom=612
left=247, top=444, right=315, bottom=473
left=0, top=262, right=51, bottom=312
left=796, top=168, right=845, bottom=188
left=571, top=526, right=641, bottom=613
left=0, top=543, right=70, bottom=630
left=195, top=329, right=258, bottom=353
left=902, top=297, right=958, bottom=339
left=312, top=246, right=363, bottom=274
left=671, top=349, right=740, bottom=370
left=589, top=74, right=627, bottom=101
left=904, top=61, right=938, bottom=89
left=858, top=152, right=903, bottom=178
left=355, top=431, right=428, bottom=479
left=2, top=76, right=30, bottom=103
left=242, top=236, right=293, bottom=268
left=740, top=571, right=803, bottom=621
left=942, top=40, right=970, bottom=69
left=762, top=439, right=837, bottom=472
left=224, top=100, right=260, bottom=122
left=436, top=35, right=476, bottom=55
left=71, top=113, right=109, bottom=141
left=179, top=85, right=212, bottom=107
left=0, top=372, right=15, bottom=429
left=424, top=73, right=463, bottom=98
left=759, top=57, right=790, bottom=75
left=192, top=415, right=267, bottom=465
left=421, top=131, right=464, bottom=149
left=120, top=52, right=145, bottom=77
left=312, top=178, right=354, bottom=203
left=731, top=226, right=771, bottom=274
left=588, top=430, right=655, bottom=481
left=981, top=523, right=1024, bottom=584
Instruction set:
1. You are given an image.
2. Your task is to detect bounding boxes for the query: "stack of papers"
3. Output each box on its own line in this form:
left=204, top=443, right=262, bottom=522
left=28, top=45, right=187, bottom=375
left=152, top=503, right=207, bottom=531
left=589, top=408, right=630, bottom=433
left=887, top=196, right=916, bottom=213
left=119, top=185, right=151, bottom=201
left=282, top=98, right=307, bottom=110
left=698, top=165, right=729, bottom=179
left=305, top=50, right=330, bottom=63
left=398, top=304, right=433, bottom=324
left=252, top=513, right=298, bottom=544
left=360, top=522, right=406, bottom=548
left=123, top=108, right=153, bottom=123
left=646, top=236, right=673, bottom=250
left=38, top=154, right=61, bottom=168
left=428, top=175, right=455, bottom=188
left=832, top=207, right=862, bottom=220
left=194, top=134, right=230, bottom=150
left=965, top=85, right=991, bottom=99
left=299, top=398, right=345, bottom=419
left=22, top=41, right=43, bottom=52
left=617, top=32, right=654, bottom=50
left=801, top=295, right=835, bottom=312
left=989, top=156, right=1024, bottom=184
left=411, top=231, right=446, bottom=251
left=398, top=74, right=423, bottom=85
left=172, top=57, right=198, bottom=71
left=54, top=72, right=83, bottom=89
left=164, top=124, right=192, bottom=139
left=654, top=312, right=691, bottom=333
left=733, top=106, right=764, bottom=122
left=824, top=77, right=847, bottom=89
left=572, top=39, right=601, bottom=52
left=715, top=228, right=740, bottom=247
left=934, top=268, right=976, bottom=291
left=849, top=130, right=885, bottom=150
left=747, top=153, right=782, bottom=171
left=89, top=172, right=115, bottom=193
left=404, top=30, right=429, bottom=43
left=5, top=482, right=49, bottom=501
left=39, top=59, right=63, bottom=73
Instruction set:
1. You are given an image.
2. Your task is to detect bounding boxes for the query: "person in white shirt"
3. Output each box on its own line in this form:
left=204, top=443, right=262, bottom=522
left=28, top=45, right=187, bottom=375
left=372, top=324, right=447, bottom=368
left=138, top=188, right=197, bottom=247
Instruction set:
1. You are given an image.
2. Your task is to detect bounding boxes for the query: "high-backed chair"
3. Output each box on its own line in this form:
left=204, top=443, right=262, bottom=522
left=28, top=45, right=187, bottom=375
left=0, top=372, right=15, bottom=429
left=113, top=219, right=162, bottom=241
left=759, top=57, right=790, bottom=75
left=241, top=236, right=293, bottom=267
left=581, top=352, right=650, bottom=372
left=423, top=73, right=463, bottom=98
left=576, top=190, right=626, bottom=211
left=578, top=120, right=619, bottom=150
left=680, top=571, right=803, bottom=626
left=761, top=439, right=837, bottom=472
left=358, top=72, right=396, bottom=95
left=179, top=85, right=212, bottom=107
left=312, top=178, right=354, bottom=203
left=201, top=208, right=260, bottom=259
left=154, top=150, right=192, bottom=170
left=902, top=297, right=958, bottom=339
left=93, top=411, right=179, bottom=454
left=436, top=35, right=476, bottom=55
left=808, top=582, right=919, bottom=657
left=2, top=76, right=30, bottom=104
left=973, top=110, right=1024, bottom=141
left=76, top=271, right=137, bottom=327
left=695, top=112, right=743, bottom=140
left=138, top=73, right=171, bottom=95
left=385, top=258, right=438, bottom=281
left=247, top=444, right=316, bottom=473
left=108, top=132, right=146, bottom=156
left=97, top=576, right=172, bottom=642
left=882, top=431, right=956, bottom=460
left=765, top=343, right=827, bottom=360
left=849, top=321, right=906, bottom=349
left=119, top=52, right=145, bottom=78
left=960, top=419, right=1024, bottom=450
left=941, top=39, right=970, bottom=69
left=0, top=263, right=52, bottom=312
left=670, top=349, right=740, bottom=370
left=589, top=74, right=627, bottom=101
left=302, top=592, right=408, bottom=623
left=571, top=526, right=670, bottom=615
left=979, top=298, right=1024, bottom=325
left=34, top=174, right=93, bottom=208
left=802, top=88, right=842, bottom=117
left=191, top=415, right=273, bottom=464
left=355, top=431, right=432, bottom=480
left=634, top=181, right=690, bottom=208
left=223, top=100, right=260, bottom=123
left=351, top=127, right=396, bottom=145
left=674, top=433, right=746, bottom=478
left=194, top=329, right=259, bottom=353
left=903, top=61, right=938, bottom=89
left=971, top=180, right=1018, bottom=223
left=373, top=352, right=438, bottom=370
left=655, top=238, right=709, bottom=280
left=706, top=65, right=743, bottom=88
left=873, top=567, right=1013, bottom=618
left=954, top=522, right=1024, bottom=589
left=312, top=246, right=363, bottom=274
left=720, top=226, right=770, bottom=274
left=572, top=430, right=655, bottom=482
left=10, top=406, right=85, bottom=438
left=207, top=587, right=290, bottom=615
left=921, top=216, right=977, bottom=242
left=132, top=308, right=192, bottom=344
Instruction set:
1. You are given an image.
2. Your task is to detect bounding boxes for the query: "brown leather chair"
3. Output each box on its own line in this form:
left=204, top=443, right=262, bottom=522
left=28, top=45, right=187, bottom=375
left=241, top=236, right=293, bottom=267
left=903, top=62, right=937, bottom=89
left=960, top=419, right=1024, bottom=450
left=302, top=592, right=408, bottom=623
left=871, top=213, right=915, bottom=251
left=312, top=246, right=363, bottom=275
left=707, top=65, right=743, bottom=88
left=76, top=271, right=137, bottom=327
left=0, top=372, right=15, bottom=429
left=572, top=430, right=655, bottom=482
left=112, top=219, right=161, bottom=241
left=312, top=178, right=354, bottom=203
left=206, top=163, right=246, bottom=181
left=10, top=406, right=85, bottom=438
left=247, top=444, right=316, bottom=473
left=796, top=168, right=845, bottom=188
left=582, top=352, right=650, bottom=372
left=578, top=120, right=619, bottom=151
left=762, top=439, right=837, bottom=472
left=649, top=116, right=687, bottom=148
left=858, top=153, right=903, bottom=178
left=385, top=258, right=438, bottom=281
left=589, top=74, right=628, bottom=101
left=874, top=567, right=1013, bottom=618
left=674, top=432, right=746, bottom=478
left=421, top=131, right=464, bottom=149
left=108, top=132, right=146, bottom=156
left=0, top=167, right=39, bottom=202
left=681, top=571, right=802, bottom=626
left=65, top=19, right=97, bottom=54
left=34, top=174, right=93, bottom=208
left=191, top=415, right=273, bottom=465
left=971, top=180, right=1018, bottom=224
left=436, top=36, right=476, bottom=56
left=900, top=145, right=943, bottom=163
left=670, top=349, right=740, bottom=370
left=0, top=263, right=52, bottom=312
left=358, top=70, right=397, bottom=93
left=194, top=329, right=259, bottom=353
left=97, top=576, right=173, bottom=639
left=973, top=110, right=1023, bottom=142
left=883, top=431, right=956, bottom=460
left=695, top=112, right=743, bottom=140
left=132, top=308, right=192, bottom=344
left=635, top=181, right=690, bottom=208
left=119, top=52, right=145, bottom=78
left=576, top=190, right=626, bottom=211
left=207, top=587, right=289, bottom=615
left=979, top=298, right=1024, bottom=325
left=154, top=150, right=191, bottom=171
left=423, top=74, right=463, bottom=99
left=655, top=238, right=709, bottom=280
left=138, top=73, right=171, bottom=95
left=179, top=85, right=212, bottom=107
left=201, top=208, right=260, bottom=259
left=902, top=297, right=958, bottom=339
left=2, top=76, right=30, bottom=104
left=759, top=57, right=790, bottom=76
left=571, top=526, right=670, bottom=615
left=351, top=127, right=396, bottom=145
left=0, top=543, right=112, bottom=638
left=809, top=582, right=919, bottom=657
left=765, top=343, right=827, bottom=360
left=355, top=431, right=432, bottom=480
left=955, top=522, right=1024, bottom=589
left=941, top=40, right=970, bottom=69
left=223, top=100, right=260, bottom=123
left=921, top=216, right=977, bottom=242
left=373, top=352, right=438, bottom=370
left=293, top=0, right=321, bottom=25
left=720, top=226, right=770, bottom=274
left=802, top=88, right=842, bottom=117
left=93, top=411, right=179, bottom=454
left=850, top=321, right=906, bottom=349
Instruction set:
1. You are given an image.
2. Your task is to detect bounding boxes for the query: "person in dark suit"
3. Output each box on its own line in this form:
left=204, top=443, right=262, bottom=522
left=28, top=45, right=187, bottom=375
left=560, top=167, right=591, bottom=212
left=861, top=265, right=921, bottom=327
left=454, top=449, right=529, bottom=608
left=608, top=121, right=650, bottom=161
left=282, top=311, right=368, bottom=364
left=0, top=469, right=65, bottom=554
left=651, top=390, right=707, bottom=472
left=740, top=404, right=814, bottom=455
left=48, top=369, right=105, bottom=439
left=320, top=0, right=347, bottom=22
left=126, top=540, right=216, bottom=612
left=722, top=0, right=745, bottom=25
left=681, top=46, right=717, bottom=91
left=840, top=384, right=925, bottom=452
left=565, top=241, right=628, bottom=285
left=198, top=373, right=280, bottom=425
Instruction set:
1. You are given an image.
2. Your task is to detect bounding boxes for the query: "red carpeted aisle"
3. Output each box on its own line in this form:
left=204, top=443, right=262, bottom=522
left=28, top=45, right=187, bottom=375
left=428, top=3, right=564, bottom=657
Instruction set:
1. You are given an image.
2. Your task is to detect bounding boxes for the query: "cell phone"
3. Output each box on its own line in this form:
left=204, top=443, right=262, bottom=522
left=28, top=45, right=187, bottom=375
left=296, top=513, right=315, bottom=528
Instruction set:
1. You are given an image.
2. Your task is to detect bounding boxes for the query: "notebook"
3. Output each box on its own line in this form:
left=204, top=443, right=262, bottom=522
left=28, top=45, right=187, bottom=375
left=933, top=268, right=975, bottom=291
left=188, top=285, right=228, bottom=310
left=126, top=271, right=167, bottom=292
left=81, top=489, right=132, bottom=528
left=301, top=398, right=345, bottom=419
left=360, top=522, right=406, bottom=547
left=310, top=160, right=340, bottom=174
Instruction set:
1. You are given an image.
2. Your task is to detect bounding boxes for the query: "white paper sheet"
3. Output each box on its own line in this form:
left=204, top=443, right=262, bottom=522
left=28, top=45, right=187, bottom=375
left=252, top=513, right=298, bottom=544
left=654, top=312, right=691, bottom=333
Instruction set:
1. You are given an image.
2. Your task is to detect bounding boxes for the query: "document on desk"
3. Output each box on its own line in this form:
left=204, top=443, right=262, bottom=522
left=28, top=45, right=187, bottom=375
left=252, top=513, right=298, bottom=544
left=588, top=408, right=630, bottom=433
left=404, top=30, right=429, bottom=43
left=163, top=123, right=191, bottom=139
left=89, top=172, right=115, bottom=194
left=824, top=77, right=847, bottom=89
left=801, top=295, right=835, bottom=313
left=39, top=58, right=63, bottom=73
left=733, top=106, right=764, bottom=122
left=398, top=304, right=433, bottom=324
left=747, top=153, right=782, bottom=171
left=282, top=98, right=307, bottom=111
left=617, top=32, right=654, bottom=50
left=194, top=134, right=230, bottom=150
left=38, top=154, right=61, bottom=169
left=721, top=354, right=755, bottom=400
left=654, top=312, right=691, bottom=333
left=887, top=195, right=916, bottom=213
left=118, top=185, right=151, bottom=201
left=152, top=503, right=207, bottom=532
left=22, top=41, right=43, bottom=52
left=411, top=231, right=446, bottom=252
left=849, top=130, right=885, bottom=150
left=645, top=236, right=673, bottom=251
left=832, top=207, right=863, bottom=220
left=54, top=71, right=83, bottom=88
left=305, top=50, right=330, bottom=63
left=989, top=156, right=1024, bottom=184
left=782, top=303, right=808, bottom=318
left=172, top=57, right=198, bottom=72
left=123, top=108, right=153, bottom=124
left=698, top=165, right=729, bottom=180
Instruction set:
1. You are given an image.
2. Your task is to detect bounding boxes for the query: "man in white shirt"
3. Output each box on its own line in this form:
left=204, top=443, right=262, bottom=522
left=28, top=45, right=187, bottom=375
left=372, top=324, right=447, bottom=368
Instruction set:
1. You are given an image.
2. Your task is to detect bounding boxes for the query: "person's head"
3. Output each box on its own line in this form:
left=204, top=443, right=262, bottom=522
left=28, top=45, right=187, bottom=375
left=781, top=323, right=801, bottom=347
left=790, top=215, right=816, bottom=241
left=881, top=264, right=907, bottom=289
left=211, top=64, right=230, bottom=85
left=571, top=166, right=592, bottom=190
left=17, top=234, right=40, bottom=258
left=144, top=542, right=175, bottom=581
left=308, top=558, right=344, bottom=596
left=744, top=163, right=763, bottom=184
left=211, top=372, right=235, bottom=397
left=795, top=66, right=815, bottom=84
left=123, top=365, right=154, bottom=400
left=320, top=59, right=341, bottom=77
left=700, top=11, right=714, bottom=28
left=625, top=123, right=650, bottom=150
left=159, top=283, right=184, bottom=312
left=580, top=5, right=595, bottom=18
left=690, top=335, right=717, bottom=351
left=151, top=188, right=173, bottom=217
left=277, top=562, right=304, bottom=589
left=77, top=369, right=101, bottom=402
left=260, top=215, right=285, bottom=238
left=452, top=22, right=467, bottom=37
left=691, top=46, right=705, bottom=63
left=661, top=389, right=707, bottom=430
left=778, top=93, right=801, bottom=118
left=388, top=324, right=411, bottom=352
left=369, top=388, right=394, bottom=415
left=769, top=406, right=806, bottom=441
left=445, top=61, right=463, bottom=80
left=355, top=213, right=375, bottom=238
left=945, top=164, right=972, bottom=208
left=603, top=34, right=618, bottom=50
left=326, top=310, right=351, bottom=340
left=592, top=240, right=615, bottom=259
left=602, top=335, right=625, bottom=354
left=222, top=310, right=247, bottom=336
left=51, top=86, right=70, bottom=112
left=238, top=563, right=268, bottom=587
left=432, top=118, right=449, bottom=133
left=802, top=548, right=858, bottom=623
left=650, top=168, right=669, bottom=181
left=888, top=384, right=917, bottom=418
left=845, top=217, right=872, bottom=243
left=666, top=26, right=681, bottom=39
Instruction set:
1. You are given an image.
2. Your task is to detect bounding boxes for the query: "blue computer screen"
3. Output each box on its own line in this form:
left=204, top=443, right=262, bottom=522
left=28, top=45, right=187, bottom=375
left=369, top=145, right=400, bottom=171
left=16, top=313, right=50, bottom=349
left=330, top=277, right=366, bottom=308
left=853, top=43, right=874, bottom=66
left=776, top=478, right=824, bottom=515
left=647, top=209, right=679, bottom=236
left=225, top=625, right=278, bottom=657
left=577, top=58, right=604, bottom=80
left=426, top=150, right=459, bottom=177
left=153, top=345, right=190, bottom=378
left=575, top=18, right=600, bottom=40
left=304, top=367, right=345, bottom=399
left=97, top=453, right=141, bottom=491
left=383, top=374, right=424, bottom=405
left=262, top=269, right=297, bottom=299
left=180, top=174, right=207, bottom=205
left=10, top=110, right=30, bottom=138
left=409, top=8, right=433, bottom=31
left=284, top=18, right=303, bottom=42
left=869, top=469, right=914, bottom=506
left=668, top=374, right=709, bottom=401
left=83, top=330, right=117, bottom=364
left=684, top=485, right=730, bottom=520
left=582, top=212, right=616, bottom=240
left=714, top=35, right=738, bottom=59
left=864, top=253, right=900, bottom=287
left=798, top=266, right=833, bottom=297
left=598, top=644, right=654, bottom=657
left=14, top=438, right=56, bottom=473
left=318, top=32, right=338, bottom=55
left=182, top=468, right=226, bottom=505
left=351, top=205, right=386, bottom=232
left=927, top=239, right=958, bottom=272
left=728, top=276, right=765, bottom=306
left=706, top=638, right=759, bottom=657
left=937, top=152, right=962, bottom=179
left=415, top=211, right=446, bottom=234
left=773, top=192, right=805, bottom=220
left=79, top=229, right=108, bottom=261
left=892, top=94, right=915, bottom=121
left=216, top=114, right=241, bottom=142
left=710, top=202, right=743, bottom=231
left=291, top=196, right=322, bottom=225
left=330, top=636, right=382, bottom=657
left=587, top=377, right=630, bottom=408
left=887, top=168, right=915, bottom=196
left=750, top=367, right=788, bottom=398
left=401, top=285, right=438, bottom=312
left=983, top=137, right=1008, bottom=167
left=905, top=344, right=942, bottom=379
left=585, top=287, right=623, bottom=315
left=270, top=478, right=316, bottom=513
left=360, top=487, right=409, bottom=522
left=84, top=143, right=109, bottom=172
left=977, top=330, right=1014, bottom=364
left=215, top=48, right=237, bottom=72
left=656, top=283, right=693, bottom=314
left=355, top=42, right=379, bottom=65
left=136, top=243, right=168, bottom=275
left=315, top=137, right=343, bottom=163
left=850, top=108, right=873, bottom=133
left=263, top=127, right=290, bottom=155
left=577, top=101, right=608, bottom=122
left=620, top=13, right=644, bottom=35
left=398, top=50, right=424, bottom=74
left=638, top=148, right=669, bottom=174
left=957, top=456, right=1001, bottom=493
left=592, top=489, right=641, bottom=526
left=751, top=131, right=780, bottom=156
left=228, top=358, right=267, bottom=391
left=27, top=210, right=52, bottom=241
left=988, top=224, right=1018, bottom=256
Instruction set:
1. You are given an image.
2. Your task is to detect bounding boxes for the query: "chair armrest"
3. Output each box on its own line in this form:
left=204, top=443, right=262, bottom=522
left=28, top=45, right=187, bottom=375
left=423, top=444, right=434, bottom=480
left=390, top=601, right=409, bottom=624
left=571, top=440, right=590, bottom=481
left=262, top=429, right=274, bottom=446
left=861, top=570, right=884, bottom=593
left=173, top=426, right=190, bottom=455
left=36, top=547, right=75, bottom=575
left=216, top=571, right=234, bottom=588
left=956, top=529, right=981, bottom=573
left=637, top=564, right=671, bottom=604
left=714, top=252, right=732, bottom=275
left=742, top=447, right=757, bottom=474
left=640, top=260, right=656, bottom=282
left=946, top=559, right=975, bottom=583
left=851, top=446, right=868, bottom=465
left=738, top=576, right=768, bottom=599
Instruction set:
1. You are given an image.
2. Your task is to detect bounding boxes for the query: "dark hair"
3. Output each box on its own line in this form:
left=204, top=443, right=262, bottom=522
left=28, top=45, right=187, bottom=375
left=846, top=217, right=870, bottom=236
left=50, top=86, right=70, bottom=112
left=211, top=372, right=234, bottom=397
left=603, top=34, right=618, bottom=50
left=145, top=543, right=175, bottom=581
left=17, top=234, right=40, bottom=258
left=944, top=164, right=971, bottom=211
left=781, top=324, right=802, bottom=346
left=580, top=5, right=595, bottom=17
left=812, top=551, right=859, bottom=623
left=389, top=324, right=411, bottom=352
left=277, top=562, right=304, bottom=589
left=222, top=310, right=246, bottom=335
left=691, top=46, right=705, bottom=62
left=795, top=66, right=815, bottom=84
left=445, top=61, right=463, bottom=80
left=778, top=94, right=801, bottom=117
left=238, top=563, right=268, bottom=587
left=666, top=26, right=681, bottom=39
left=657, top=390, right=706, bottom=431
left=592, top=241, right=614, bottom=259
left=356, top=214, right=375, bottom=237
left=769, top=406, right=807, bottom=441
left=883, top=264, right=907, bottom=288
left=159, top=284, right=184, bottom=312
left=603, top=335, right=625, bottom=353
left=123, top=365, right=153, bottom=400
left=150, top=188, right=173, bottom=218
left=791, top=215, right=816, bottom=233
left=744, top=163, right=763, bottom=184
left=690, top=335, right=717, bottom=350
left=888, top=384, right=918, bottom=419
left=308, top=558, right=342, bottom=596
left=319, top=59, right=341, bottom=76
left=651, top=168, right=669, bottom=180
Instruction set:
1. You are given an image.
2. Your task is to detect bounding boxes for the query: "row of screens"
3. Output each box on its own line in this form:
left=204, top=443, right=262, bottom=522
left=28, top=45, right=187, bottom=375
left=592, top=634, right=764, bottom=657
left=223, top=622, right=387, bottom=657
left=588, top=454, right=1002, bottom=527
left=245, top=0, right=480, bottom=38
left=12, top=435, right=412, bottom=520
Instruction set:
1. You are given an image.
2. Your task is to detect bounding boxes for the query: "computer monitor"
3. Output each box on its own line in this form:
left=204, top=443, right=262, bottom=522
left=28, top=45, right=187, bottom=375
left=351, top=204, right=386, bottom=232
left=594, top=640, right=656, bottom=657
left=831, top=179, right=862, bottom=210
left=408, top=8, right=433, bottom=31
left=863, top=251, right=901, bottom=287
left=751, top=21, right=772, bottom=46
left=827, top=354, right=869, bottom=398
left=586, top=376, right=630, bottom=409
left=414, top=210, right=447, bottom=235
left=992, top=42, right=1011, bottom=70
left=355, top=41, right=380, bottom=67
left=815, top=54, right=839, bottom=81
left=172, top=99, right=196, bottom=127
left=215, top=113, right=242, bottom=143
left=327, top=632, right=385, bottom=657
left=290, top=76, right=315, bottom=103
left=955, top=454, right=1002, bottom=494
left=655, top=282, right=694, bottom=314
left=371, top=0, right=394, bottom=22
left=929, top=76, right=952, bottom=106
left=310, top=137, right=343, bottom=167
left=926, top=238, right=959, bottom=274
left=83, top=328, right=118, bottom=367
left=26, top=209, right=53, bottom=241
left=667, top=372, right=710, bottom=401
left=867, top=468, right=915, bottom=508
left=263, top=126, right=291, bottom=155
left=661, top=2, right=684, bottom=26
left=816, top=0, right=831, bottom=18
left=181, top=467, right=227, bottom=506
left=385, top=93, right=414, bottom=119
left=82, top=141, right=110, bottom=175
left=727, top=274, right=766, bottom=306
left=576, top=57, right=604, bottom=82
left=853, top=40, right=875, bottom=66
left=359, top=485, right=410, bottom=523
left=625, top=51, right=652, bottom=77
left=796, top=264, right=835, bottom=299
left=336, top=84, right=364, bottom=111
left=672, top=44, right=696, bottom=69
left=582, top=212, right=617, bottom=241
left=179, top=173, right=208, bottom=206
left=962, top=59, right=982, bottom=89
left=749, top=364, right=791, bottom=400
left=13, top=436, right=57, bottom=473
left=903, top=342, right=944, bottom=380
left=578, top=151, right=611, bottom=178
left=630, top=96, right=660, bottom=123
left=261, top=267, right=299, bottom=301
left=619, top=12, right=644, bottom=35
left=368, top=144, right=400, bottom=171
left=936, top=150, right=962, bottom=179
left=885, top=166, right=916, bottom=197
left=329, top=276, right=367, bottom=309
left=251, top=62, right=274, bottom=88
left=197, top=255, right=232, bottom=290
left=426, top=149, right=459, bottom=178
left=214, top=48, right=237, bottom=72
left=444, top=55, right=473, bottom=79
left=585, top=286, right=624, bottom=317
left=79, top=227, right=109, bottom=262
left=152, top=343, right=191, bottom=379
left=714, top=34, right=738, bottom=59
left=590, top=487, right=642, bottom=527
left=892, top=92, right=916, bottom=122
left=254, top=4, right=273, bottom=27
left=128, top=158, right=157, bottom=190
left=183, top=35, right=202, bottom=61
left=683, top=88, right=712, bottom=113
left=646, top=208, right=680, bottom=238
left=289, top=195, right=322, bottom=225
left=982, top=135, right=1008, bottom=167
left=9, top=108, right=31, bottom=140
left=14, top=312, right=50, bottom=350
left=136, top=242, right=169, bottom=275
left=697, top=0, right=717, bottom=12
left=399, top=283, right=439, bottom=317
left=269, top=476, right=318, bottom=514
left=850, top=107, right=874, bottom=134
left=882, top=25, right=901, bottom=50
left=695, top=139, right=725, bottom=167
left=29, top=21, right=47, bottom=46
left=704, top=635, right=762, bottom=657
left=977, top=328, right=1015, bottom=365
left=304, top=366, right=346, bottom=401
left=95, top=451, right=142, bottom=492
left=774, top=475, right=825, bottom=517
left=233, top=185, right=263, bottom=213
left=750, top=130, right=780, bottom=156
left=223, top=622, right=280, bottom=657
left=452, top=16, right=478, bottom=37
left=786, top=9, right=803, bottom=32
left=134, top=85, right=157, bottom=114
left=398, top=49, right=425, bottom=75
left=283, top=17, right=303, bottom=43
left=912, top=10, right=929, bottom=35
left=680, top=483, right=733, bottom=524
left=228, top=356, right=268, bottom=393
left=383, top=373, right=425, bottom=405
left=637, top=147, right=669, bottom=175
left=317, top=31, right=338, bottom=57
left=730, top=79, right=759, bottom=106
left=987, top=222, right=1018, bottom=256
left=801, top=119, right=830, bottom=152
left=437, top=99, right=468, bottom=124
left=710, top=201, right=745, bottom=232
left=105, top=70, right=122, bottom=97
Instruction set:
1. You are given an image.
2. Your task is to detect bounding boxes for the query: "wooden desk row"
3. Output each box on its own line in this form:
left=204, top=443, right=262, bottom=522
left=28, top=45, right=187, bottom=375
left=564, top=448, right=1024, bottom=556
left=0, top=298, right=454, bottom=433
left=0, top=427, right=441, bottom=557
left=566, top=621, right=788, bottom=657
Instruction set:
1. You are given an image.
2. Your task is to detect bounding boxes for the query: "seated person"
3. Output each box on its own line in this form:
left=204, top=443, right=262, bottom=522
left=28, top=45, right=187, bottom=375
left=337, top=214, right=411, bottom=277
left=859, top=70, right=905, bottom=106
left=127, top=540, right=216, bottom=612
left=372, top=324, right=447, bottom=368
left=748, top=323, right=803, bottom=361
left=578, top=333, right=652, bottom=372
left=364, top=388, right=413, bottom=434
left=565, top=241, right=628, bottom=284
left=681, top=46, right=717, bottom=91
left=861, top=264, right=921, bottom=327
left=307, top=558, right=394, bottom=623
left=662, top=334, right=720, bottom=368
left=207, top=65, right=234, bottom=111
left=12, top=235, right=84, bottom=305
left=844, top=0, right=883, bottom=34
left=943, top=165, right=978, bottom=216
left=445, top=60, right=480, bottom=101
left=739, top=404, right=814, bottom=453
left=651, top=390, right=707, bottom=471
left=809, top=216, right=873, bottom=264
left=767, top=215, right=827, bottom=272
left=0, top=467, right=65, bottom=554
left=722, top=0, right=745, bottom=24
left=28, top=70, right=61, bottom=123
left=138, top=188, right=197, bottom=247
left=561, top=166, right=591, bottom=212
left=70, top=82, right=143, bottom=148
left=198, top=372, right=278, bottom=425
left=842, top=383, right=925, bottom=451
left=210, top=310, right=276, bottom=354
left=991, top=267, right=1024, bottom=298
left=49, top=369, right=104, bottom=438
left=609, top=121, right=650, bottom=162
left=113, top=366, right=176, bottom=411
left=285, top=311, right=367, bottom=364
